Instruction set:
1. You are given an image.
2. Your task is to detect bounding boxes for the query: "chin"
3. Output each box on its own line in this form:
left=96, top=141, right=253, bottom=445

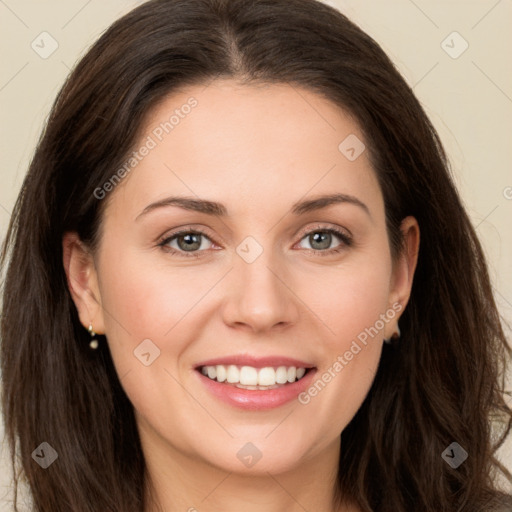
left=197, top=437, right=314, bottom=476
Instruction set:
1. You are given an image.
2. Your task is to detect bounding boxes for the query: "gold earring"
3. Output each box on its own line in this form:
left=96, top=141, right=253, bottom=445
left=88, top=323, right=99, bottom=350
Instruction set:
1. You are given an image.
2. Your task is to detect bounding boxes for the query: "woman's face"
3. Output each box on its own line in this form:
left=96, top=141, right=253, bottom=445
left=67, top=80, right=418, bottom=476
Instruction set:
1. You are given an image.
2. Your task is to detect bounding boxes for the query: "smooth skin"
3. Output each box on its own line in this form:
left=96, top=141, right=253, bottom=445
left=63, top=80, right=420, bottom=512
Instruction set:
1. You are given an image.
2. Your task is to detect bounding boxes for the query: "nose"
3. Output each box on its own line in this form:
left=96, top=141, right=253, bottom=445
left=221, top=251, right=300, bottom=334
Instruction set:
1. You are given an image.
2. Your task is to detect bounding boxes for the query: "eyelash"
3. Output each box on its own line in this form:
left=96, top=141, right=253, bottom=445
left=157, top=225, right=353, bottom=259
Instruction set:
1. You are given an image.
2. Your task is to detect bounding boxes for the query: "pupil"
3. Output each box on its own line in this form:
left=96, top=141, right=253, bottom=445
left=179, top=233, right=200, bottom=251
left=311, top=232, right=330, bottom=250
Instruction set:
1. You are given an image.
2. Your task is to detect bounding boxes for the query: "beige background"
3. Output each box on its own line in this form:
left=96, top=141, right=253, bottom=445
left=1, top=0, right=511, bottom=509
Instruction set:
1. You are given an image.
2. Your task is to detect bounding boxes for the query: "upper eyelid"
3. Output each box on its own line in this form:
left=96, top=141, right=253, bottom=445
left=296, top=223, right=352, bottom=239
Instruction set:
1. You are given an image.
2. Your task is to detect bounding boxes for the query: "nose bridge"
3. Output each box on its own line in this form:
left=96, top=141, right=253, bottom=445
left=223, top=237, right=297, bottom=331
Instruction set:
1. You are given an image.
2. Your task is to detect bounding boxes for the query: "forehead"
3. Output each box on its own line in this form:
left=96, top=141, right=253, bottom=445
left=104, top=80, right=383, bottom=222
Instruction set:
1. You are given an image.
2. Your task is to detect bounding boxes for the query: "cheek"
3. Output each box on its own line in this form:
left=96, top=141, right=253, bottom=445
left=310, top=254, right=392, bottom=348
left=296, top=255, right=392, bottom=430
left=96, top=246, right=218, bottom=371
left=95, top=251, right=218, bottom=433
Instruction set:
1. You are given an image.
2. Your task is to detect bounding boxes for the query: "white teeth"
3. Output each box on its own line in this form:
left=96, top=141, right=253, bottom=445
left=276, top=366, right=288, bottom=384
left=258, top=367, right=276, bottom=386
left=240, top=366, right=258, bottom=385
left=235, top=383, right=281, bottom=390
left=226, top=365, right=239, bottom=383
left=200, top=364, right=309, bottom=386
left=216, top=365, right=227, bottom=382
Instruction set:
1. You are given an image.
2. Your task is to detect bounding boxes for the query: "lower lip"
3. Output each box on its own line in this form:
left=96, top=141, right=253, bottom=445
left=196, top=368, right=317, bottom=410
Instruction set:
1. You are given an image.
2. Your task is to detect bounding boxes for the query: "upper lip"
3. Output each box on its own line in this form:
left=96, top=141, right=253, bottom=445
left=195, top=355, right=316, bottom=369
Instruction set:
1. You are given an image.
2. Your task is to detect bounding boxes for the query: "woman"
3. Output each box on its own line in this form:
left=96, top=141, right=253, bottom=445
left=1, top=0, right=511, bottom=511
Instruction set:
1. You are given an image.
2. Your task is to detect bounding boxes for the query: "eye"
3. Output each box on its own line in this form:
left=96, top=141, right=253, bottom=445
left=158, top=225, right=352, bottom=258
left=296, top=226, right=352, bottom=255
left=158, top=229, right=215, bottom=258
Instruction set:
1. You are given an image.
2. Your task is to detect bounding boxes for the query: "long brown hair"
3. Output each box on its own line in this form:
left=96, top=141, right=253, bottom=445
left=2, top=0, right=511, bottom=510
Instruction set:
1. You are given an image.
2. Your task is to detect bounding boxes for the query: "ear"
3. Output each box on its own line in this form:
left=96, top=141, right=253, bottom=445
left=62, top=232, right=105, bottom=335
left=385, top=216, right=420, bottom=338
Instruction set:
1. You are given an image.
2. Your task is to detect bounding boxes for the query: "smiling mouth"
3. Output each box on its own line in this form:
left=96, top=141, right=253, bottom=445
left=198, top=364, right=313, bottom=390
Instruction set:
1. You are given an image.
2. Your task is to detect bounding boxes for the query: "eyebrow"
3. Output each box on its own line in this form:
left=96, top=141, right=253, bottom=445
left=136, top=193, right=371, bottom=220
